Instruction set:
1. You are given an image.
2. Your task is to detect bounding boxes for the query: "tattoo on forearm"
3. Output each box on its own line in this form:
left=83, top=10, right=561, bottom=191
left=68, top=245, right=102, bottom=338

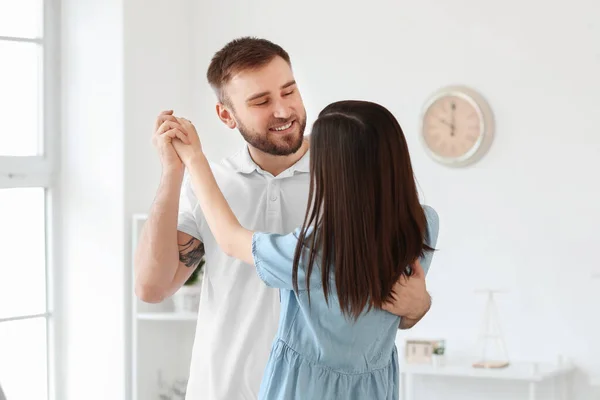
left=179, top=238, right=205, bottom=268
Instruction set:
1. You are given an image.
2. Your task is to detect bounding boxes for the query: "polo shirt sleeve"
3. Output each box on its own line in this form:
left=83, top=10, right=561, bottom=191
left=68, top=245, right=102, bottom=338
left=177, top=172, right=203, bottom=241
left=420, top=205, right=440, bottom=275
left=252, top=230, right=309, bottom=290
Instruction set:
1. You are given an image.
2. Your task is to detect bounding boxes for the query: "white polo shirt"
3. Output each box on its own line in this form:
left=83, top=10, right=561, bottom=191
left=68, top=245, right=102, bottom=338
left=177, top=145, right=310, bottom=400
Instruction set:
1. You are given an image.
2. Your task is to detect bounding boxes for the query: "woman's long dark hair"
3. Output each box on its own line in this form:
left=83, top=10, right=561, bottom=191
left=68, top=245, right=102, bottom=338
left=292, top=100, right=433, bottom=320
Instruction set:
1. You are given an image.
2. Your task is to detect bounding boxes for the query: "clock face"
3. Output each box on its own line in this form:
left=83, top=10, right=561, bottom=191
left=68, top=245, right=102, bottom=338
left=422, top=94, right=483, bottom=161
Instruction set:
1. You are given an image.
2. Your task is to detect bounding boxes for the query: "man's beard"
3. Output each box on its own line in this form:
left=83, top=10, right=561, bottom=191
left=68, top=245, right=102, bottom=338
left=237, top=114, right=307, bottom=156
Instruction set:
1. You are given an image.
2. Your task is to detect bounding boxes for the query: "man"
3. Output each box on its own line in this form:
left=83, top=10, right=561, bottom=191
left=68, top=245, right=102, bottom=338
left=134, top=37, right=432, bottom=400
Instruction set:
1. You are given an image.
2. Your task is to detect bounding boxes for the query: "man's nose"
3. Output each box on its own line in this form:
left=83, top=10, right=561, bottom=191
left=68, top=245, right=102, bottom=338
left=272, top=100, right=292, bottom=119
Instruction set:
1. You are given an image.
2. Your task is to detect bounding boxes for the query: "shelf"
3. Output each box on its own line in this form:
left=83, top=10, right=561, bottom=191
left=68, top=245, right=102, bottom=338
left=137, top=312, right=197, bottom=321
left=400, top=360, right=574, bottom=382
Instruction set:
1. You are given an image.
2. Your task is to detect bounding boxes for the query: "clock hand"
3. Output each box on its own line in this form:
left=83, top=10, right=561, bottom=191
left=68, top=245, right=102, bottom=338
left=438, top=118, right=452, bottom=126
left=450, top=102, right=456, bottom=137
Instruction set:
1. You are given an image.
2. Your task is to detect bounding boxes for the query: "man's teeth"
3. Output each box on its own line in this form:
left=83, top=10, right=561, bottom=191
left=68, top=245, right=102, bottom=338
left=273, top=122, right=292, bottom=131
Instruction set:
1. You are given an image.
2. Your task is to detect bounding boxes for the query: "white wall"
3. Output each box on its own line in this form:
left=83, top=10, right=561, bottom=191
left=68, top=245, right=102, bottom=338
left=188, top=0, right=600, bottom=399
left=123, top=0, right=196, bottom=216
left=60, top=0, right=125, bottom=399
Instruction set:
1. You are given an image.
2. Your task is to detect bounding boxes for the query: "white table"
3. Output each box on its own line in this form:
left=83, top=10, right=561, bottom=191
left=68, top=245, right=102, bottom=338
left=399, top=360, right=574, bottom=400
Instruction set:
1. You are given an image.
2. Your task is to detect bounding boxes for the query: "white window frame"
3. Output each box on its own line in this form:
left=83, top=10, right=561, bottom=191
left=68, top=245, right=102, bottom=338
left=0, top=1, right=61, bottom=400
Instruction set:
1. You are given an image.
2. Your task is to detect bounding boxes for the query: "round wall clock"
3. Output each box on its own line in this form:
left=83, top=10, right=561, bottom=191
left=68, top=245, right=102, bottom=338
left=420, top=85, right=494, bottom=167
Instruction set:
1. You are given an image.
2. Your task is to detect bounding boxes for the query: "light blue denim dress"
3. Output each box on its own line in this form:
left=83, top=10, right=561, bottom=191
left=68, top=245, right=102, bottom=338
left=252, top=206, right=439, bottom=400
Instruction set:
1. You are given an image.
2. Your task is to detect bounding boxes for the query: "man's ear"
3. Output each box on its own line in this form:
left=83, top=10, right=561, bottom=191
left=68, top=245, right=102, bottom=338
left=216, top=103, right=237, bottom=129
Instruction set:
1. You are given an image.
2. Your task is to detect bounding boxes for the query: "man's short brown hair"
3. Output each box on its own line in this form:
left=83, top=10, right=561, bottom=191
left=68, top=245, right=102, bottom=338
left=206, top=37, right=291, bottom=105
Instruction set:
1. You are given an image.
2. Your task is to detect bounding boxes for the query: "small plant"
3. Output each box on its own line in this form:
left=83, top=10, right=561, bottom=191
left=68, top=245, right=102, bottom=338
left=433, top=340, right=446, bottom=356
left=184, top=256, right=205, bottom=286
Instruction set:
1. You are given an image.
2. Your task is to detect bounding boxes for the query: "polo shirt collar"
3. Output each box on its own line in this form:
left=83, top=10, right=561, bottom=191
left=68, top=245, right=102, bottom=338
left=228, top=144, right=310, bottom=175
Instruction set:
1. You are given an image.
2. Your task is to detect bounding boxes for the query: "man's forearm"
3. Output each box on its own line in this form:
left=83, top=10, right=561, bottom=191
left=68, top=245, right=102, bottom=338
left=134, top=169, right=184, bottom=298
left=399, top=317, right=418, bottom=330
left=398, top=293, right=431, bottom=330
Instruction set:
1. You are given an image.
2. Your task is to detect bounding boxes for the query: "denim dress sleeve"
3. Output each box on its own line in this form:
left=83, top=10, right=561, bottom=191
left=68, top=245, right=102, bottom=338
left=252, top=229, right=314, bottom=290
left=420, top=205, right=440, bottom=275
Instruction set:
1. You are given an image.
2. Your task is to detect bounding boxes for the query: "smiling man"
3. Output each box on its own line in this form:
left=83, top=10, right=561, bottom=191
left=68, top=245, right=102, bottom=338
left=134, top=37, right=432, bottom=400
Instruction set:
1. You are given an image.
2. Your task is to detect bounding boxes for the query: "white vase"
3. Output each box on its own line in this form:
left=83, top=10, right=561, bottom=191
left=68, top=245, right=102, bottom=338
left=172, top=282, right=202, bottom=313
left=432, top=354, right=446, bottom=367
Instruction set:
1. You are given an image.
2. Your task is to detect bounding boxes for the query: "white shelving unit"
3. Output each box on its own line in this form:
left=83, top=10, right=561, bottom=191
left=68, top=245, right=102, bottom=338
left=129, top=214, right=199, bottom=400
left=137, top=312, right=198, bottom=322
left=400, top=359, right=574, bottom=400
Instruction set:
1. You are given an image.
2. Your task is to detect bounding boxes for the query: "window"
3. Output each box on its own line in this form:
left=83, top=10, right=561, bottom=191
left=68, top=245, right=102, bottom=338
left=0, top=1, right=59, bottom=399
